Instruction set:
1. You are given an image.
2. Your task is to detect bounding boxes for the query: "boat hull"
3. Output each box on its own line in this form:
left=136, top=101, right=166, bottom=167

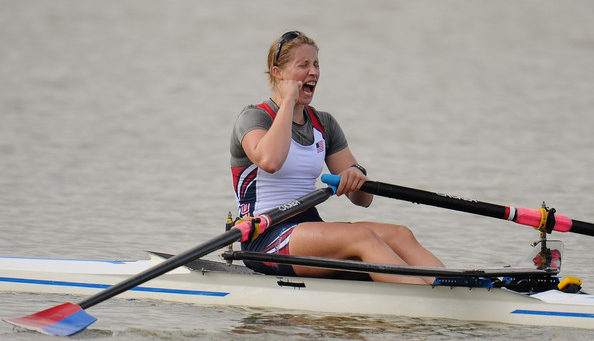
left=1, top=256, right=593, bottom=330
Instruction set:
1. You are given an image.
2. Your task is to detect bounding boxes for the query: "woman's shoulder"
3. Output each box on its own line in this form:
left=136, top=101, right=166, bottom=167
left=308, top=106, right=341, bottom=130
left=233, top=103, right=274, bottom=139
left=237, top=104, right=274, bottom=123
left=240, top=103, right=271, bottom=115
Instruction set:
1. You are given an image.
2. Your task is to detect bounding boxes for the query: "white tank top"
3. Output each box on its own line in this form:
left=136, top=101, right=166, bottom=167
left=252, top=127, right=325, bottom=215
left=232, top=103, right=326, bottom=217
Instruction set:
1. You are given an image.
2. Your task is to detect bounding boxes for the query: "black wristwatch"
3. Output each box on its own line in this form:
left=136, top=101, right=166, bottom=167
left=351, top=163, right=367, bottom=176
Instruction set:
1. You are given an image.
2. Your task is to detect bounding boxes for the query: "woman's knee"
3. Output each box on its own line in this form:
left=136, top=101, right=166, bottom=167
left=367, top=222, right=419, bottom=247
left=392, top=224, right=417, bottom=242
left=348, top=224, right=391, bottom=250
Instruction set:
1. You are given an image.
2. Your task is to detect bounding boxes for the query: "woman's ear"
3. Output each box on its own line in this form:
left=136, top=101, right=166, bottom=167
left=271, top=65, right=283, bottom=80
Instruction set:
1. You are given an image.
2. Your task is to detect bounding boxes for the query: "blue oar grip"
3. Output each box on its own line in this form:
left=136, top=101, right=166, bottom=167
left=321, top=174, right=341, bottom=194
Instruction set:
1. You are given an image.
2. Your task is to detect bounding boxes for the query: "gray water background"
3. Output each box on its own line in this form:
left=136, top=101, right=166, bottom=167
left=1, top=0, right=593, bottom=339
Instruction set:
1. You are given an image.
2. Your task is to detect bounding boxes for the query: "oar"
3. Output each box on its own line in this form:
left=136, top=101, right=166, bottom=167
left=224, top=250, right=558, bottom=278
left=321, top=174, right=594, bottom=236
left=4, top=186, right=336, bottom=336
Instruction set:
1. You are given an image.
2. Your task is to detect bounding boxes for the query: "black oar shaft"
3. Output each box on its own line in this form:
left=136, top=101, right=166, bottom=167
left=79, top=229, right=242, bottom=309
left=361, top=180, right=594, bottom=236
left=321, top=174, right=594, bottom=236
left=79, top=187, right=335, bottom=310
left=571, top=220, right=594, bottom=237
left=361, top=181, right=507, bottom=219
left=265, top=187, right=335, bottom=223
left=224, top=251, right=558, bottom=278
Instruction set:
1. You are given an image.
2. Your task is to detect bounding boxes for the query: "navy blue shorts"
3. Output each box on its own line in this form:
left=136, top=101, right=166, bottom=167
left=241, top=207, right=323, bottom=276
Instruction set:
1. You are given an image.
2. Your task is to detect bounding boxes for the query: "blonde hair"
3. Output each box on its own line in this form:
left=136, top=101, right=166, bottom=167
left=266, top=31, right=319, bottom=87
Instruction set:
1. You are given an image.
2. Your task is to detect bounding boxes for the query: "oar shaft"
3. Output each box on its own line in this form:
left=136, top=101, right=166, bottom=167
left=571, top=220, right=594, bottom=236
left=224, top=251, right=558, bottom=277
left=265, top=187, right=335, bottom=223
left=79, top=229, right=242, bottom=309
left=362, top=181, right=594, bottom=236
left=79, top=187, right=335, bottom=310
left=321, top=174, right=594, bottom=236
left=361, top=181, right=507, bottom=219
left=231, top=187, right=335, bottom=242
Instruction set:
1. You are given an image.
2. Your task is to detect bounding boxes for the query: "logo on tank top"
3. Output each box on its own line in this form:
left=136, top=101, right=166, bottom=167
left=315, top=140, right=324, bottom=153
left=240, top=203, right=250, bottom=216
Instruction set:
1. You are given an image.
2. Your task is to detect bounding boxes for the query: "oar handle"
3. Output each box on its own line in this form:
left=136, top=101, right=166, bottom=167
left=321, top=174, right=594, bottom=236
left=234, top=187, right=336, bottom=242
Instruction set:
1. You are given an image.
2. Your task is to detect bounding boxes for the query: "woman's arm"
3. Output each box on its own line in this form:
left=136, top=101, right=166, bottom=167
left=241, top=80, right=301, bottom=173
left=241, top=121, right=290, bottom=173
left=326, top=147, right=373, bottom=207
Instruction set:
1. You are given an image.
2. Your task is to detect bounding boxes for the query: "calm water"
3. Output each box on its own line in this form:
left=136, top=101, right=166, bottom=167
left=1, top=0, right=593, bottom=339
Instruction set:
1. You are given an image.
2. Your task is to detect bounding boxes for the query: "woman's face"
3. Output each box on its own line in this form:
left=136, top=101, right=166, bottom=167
left=279, top=44, right=320, bottom=105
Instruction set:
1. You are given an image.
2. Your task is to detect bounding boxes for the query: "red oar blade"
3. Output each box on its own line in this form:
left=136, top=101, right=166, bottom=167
left=3, top=302, right=96, bottom=336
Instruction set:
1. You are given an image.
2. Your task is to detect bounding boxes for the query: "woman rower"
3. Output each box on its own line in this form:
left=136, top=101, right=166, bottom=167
left=230, top=31, right=444, bottom=284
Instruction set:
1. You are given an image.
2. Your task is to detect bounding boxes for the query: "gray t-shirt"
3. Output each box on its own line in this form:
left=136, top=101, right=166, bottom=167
left=230, top=99, right=348, bottom=167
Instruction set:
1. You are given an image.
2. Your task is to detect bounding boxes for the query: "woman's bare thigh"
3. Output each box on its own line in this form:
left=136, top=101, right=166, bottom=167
left=288, top=221, right=409, bottom=278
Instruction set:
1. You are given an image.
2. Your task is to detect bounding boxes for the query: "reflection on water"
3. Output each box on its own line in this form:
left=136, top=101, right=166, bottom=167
left=229, top=309, right=574, bottom=340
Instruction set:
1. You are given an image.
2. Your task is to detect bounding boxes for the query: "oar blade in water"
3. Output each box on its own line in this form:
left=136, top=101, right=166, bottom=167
left=4, top=302, right=96, bottom=336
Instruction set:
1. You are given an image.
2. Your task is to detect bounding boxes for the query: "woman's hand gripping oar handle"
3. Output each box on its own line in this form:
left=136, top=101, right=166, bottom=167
left=321, top=174, right=594, bottom=236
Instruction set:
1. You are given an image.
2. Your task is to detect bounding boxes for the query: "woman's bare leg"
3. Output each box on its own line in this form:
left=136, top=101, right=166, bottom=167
left=363, top=222, right=443, bottom=283
left=288, top=222, right=428, bottom=284
left=363, top=222, right=444, bottom=267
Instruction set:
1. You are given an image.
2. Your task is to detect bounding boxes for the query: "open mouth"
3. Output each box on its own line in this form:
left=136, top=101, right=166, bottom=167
left=303, top=81, right=316, bottom=94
